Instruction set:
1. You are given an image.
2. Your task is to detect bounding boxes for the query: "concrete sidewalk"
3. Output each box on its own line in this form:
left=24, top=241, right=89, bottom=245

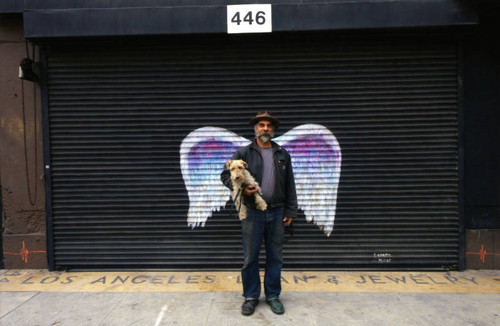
left=1, top=270, right=499, bottom=326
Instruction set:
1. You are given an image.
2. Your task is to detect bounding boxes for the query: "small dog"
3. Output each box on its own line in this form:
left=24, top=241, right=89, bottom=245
left=226, top=159, right=268, bottom=220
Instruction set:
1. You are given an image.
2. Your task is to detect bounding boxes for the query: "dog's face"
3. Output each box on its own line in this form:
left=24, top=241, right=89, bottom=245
left=226, top=159, right=248, bottom=181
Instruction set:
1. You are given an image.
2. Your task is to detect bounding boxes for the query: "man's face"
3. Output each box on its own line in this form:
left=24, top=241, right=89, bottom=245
left=254, top=120, right=274, bottom=143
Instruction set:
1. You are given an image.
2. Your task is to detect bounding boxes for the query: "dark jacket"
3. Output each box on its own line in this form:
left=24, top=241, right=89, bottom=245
left=221, top=139, right=298, bottom=218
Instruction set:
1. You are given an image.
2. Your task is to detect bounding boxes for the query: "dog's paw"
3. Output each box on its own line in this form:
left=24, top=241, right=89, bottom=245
left=256, top=201, right=267, bottom=211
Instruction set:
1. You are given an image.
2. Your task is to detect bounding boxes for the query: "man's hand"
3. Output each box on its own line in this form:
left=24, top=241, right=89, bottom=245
left=243, top=185, right=259, bottom=196
left=283, top=216, right=293, bottom=226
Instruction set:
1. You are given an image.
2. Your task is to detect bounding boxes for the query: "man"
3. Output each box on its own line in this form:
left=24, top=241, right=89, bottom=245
left=221, top=111, right=298, bottom=316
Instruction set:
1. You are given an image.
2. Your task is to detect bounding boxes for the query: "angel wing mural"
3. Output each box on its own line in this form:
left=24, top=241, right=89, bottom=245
left=179, top=124, right=341, bottom=236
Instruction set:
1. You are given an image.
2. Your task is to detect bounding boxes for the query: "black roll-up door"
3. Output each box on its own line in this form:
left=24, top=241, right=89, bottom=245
left=44, top=32, right=460, bottom=271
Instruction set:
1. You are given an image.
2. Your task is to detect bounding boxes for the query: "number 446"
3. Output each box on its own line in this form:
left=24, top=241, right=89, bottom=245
left=231, top=11, right=266, bottom=25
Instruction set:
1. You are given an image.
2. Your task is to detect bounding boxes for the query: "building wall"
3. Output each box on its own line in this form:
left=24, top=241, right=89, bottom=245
left=0, top=15, right=46, bottom=268
left=462, top=3, right=500, bottom=269
left=1, top=3, right=499, bottom=269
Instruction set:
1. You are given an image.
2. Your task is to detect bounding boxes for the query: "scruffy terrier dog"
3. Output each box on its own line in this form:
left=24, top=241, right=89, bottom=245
left=226, top=159, right=268, bottom=220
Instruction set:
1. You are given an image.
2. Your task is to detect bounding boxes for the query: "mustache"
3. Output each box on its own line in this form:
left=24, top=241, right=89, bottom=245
left=256, top=130, right=273, bottom=137
left=256, top=130, right=274, bottom=141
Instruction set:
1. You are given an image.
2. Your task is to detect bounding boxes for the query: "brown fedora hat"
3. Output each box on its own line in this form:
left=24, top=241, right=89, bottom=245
left=249, top=111, right=280, bottom=129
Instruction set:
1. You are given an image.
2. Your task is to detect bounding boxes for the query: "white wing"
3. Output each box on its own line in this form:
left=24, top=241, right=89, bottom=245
left=275, top=124, right=341, bottom=236
left=180, top=127, right=249, bottom=228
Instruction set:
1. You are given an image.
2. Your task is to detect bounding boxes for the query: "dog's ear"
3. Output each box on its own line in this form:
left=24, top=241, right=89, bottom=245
left=242, top=161, right=248, bottom=169
left=226, top=160, right=233, bottom=169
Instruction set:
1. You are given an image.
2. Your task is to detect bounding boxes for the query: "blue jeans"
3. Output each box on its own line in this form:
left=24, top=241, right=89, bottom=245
left=241, top=207, right=284, bottom=300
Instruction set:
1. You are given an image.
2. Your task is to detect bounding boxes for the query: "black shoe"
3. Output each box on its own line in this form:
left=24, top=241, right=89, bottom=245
left=266, top=298, right=285, bottom=315
left=241, top=299, right=259, bottom=316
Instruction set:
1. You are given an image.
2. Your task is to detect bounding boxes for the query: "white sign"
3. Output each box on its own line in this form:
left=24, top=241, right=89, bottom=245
left=227, top=4, right=272, bottom=34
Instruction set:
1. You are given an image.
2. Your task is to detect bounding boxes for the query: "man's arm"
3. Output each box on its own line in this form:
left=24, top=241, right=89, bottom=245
left=220, top=149, right=244, bottom=191
left=283, top=151, right=298, bottom=223
left=220, top=164, right=233, bottom=191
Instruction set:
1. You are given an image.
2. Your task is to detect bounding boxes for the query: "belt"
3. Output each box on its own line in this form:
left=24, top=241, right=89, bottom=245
left=265, top=202, right=283, bottom=210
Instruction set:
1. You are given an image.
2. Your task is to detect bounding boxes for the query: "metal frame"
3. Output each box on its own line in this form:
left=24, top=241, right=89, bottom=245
left=39, top=47, right=55, bottom=271
left=40, top=31, right=463, bottom=271
left=457, top=33, right=466, bottom=271
left=21, top=1, right=477, bottom=38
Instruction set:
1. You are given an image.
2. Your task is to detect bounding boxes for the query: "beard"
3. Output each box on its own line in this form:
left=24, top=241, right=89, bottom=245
left=255, top=130, right=274, bottom=143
